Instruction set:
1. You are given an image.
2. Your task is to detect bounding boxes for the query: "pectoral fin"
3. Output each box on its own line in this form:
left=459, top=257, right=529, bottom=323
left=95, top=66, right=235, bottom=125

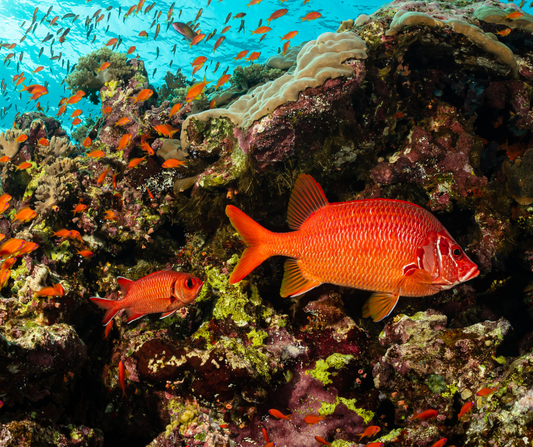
left=362, top=292, right=400, bottom=322
left=160, top=310, right=177, bottom=319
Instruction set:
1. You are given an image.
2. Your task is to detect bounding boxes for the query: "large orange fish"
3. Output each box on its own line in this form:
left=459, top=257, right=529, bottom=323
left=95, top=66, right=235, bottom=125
left=226, top=174, right=479, bottom=322
left=90, top=271, right=203, bottom=325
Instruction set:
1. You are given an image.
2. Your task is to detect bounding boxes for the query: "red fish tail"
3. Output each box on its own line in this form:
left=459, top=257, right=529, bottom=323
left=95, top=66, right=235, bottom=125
left=226, top=205, right=274, bottom=284
left=90, top=297, right=121, bottom=326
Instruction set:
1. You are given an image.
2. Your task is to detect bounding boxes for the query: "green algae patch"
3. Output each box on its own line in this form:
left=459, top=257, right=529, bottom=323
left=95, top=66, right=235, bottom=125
left=247, top=328, right=268, bottom=346
left=203, top=265, right=259, bottom=327
left=319, top=396, right=374, bottom=424
left=307, top=353, right=354, bottom=385
left=426, top=374, right=447, bottom=394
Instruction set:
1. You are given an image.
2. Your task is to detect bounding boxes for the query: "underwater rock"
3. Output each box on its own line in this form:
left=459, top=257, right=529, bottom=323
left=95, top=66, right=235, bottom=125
left=503, top=148, right=533, bottom=205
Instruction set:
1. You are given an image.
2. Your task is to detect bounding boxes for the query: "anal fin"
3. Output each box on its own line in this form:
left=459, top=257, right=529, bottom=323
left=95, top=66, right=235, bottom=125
left=125, top=307, right=145, bottom=323
left=160, top=310, right=176, bottom=319
left=362, top=292, right=400, bottom=322
left=280, top=258, right=321, bottom=297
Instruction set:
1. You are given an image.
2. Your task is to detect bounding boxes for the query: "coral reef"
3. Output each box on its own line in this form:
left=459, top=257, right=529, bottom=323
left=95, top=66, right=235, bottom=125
left=5, top=0, right=533, bottom=445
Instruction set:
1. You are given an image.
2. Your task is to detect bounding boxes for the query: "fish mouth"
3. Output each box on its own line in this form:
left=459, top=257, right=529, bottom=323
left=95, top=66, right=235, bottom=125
left=460, top=265, right=480, bottom=282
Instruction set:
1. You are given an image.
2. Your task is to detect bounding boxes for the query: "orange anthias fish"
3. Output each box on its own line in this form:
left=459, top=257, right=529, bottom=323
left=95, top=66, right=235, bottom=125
left=304, top=414, right=325, bottom=425
left=128, top=157, right=146, bottom=168
left=226, top=174, right=479, bottom=322
left=115, top=117, right=131, bottom=126
left=162, top=159, right=186, bottom=168
left=356, top=426, right=381, bottom=440
left=185, top=76, right=212, bottom=102
left=267, top=8, right=288, bottom=25
left=411, top=409, right=439, bottom=421
left=315, top=436, right=331, bottom=447
left=90, top=270, right=203, bottom=325
left=234, top=50, right=249, bottom=61
left=83, top=137, right=92, bottom=147
left=268, top=409, right=292, bottom=420
left=132, top=89, right=153, bottom=104
left=38, top=138, right=49, bottom=146
left=97, top=62, right=111, bottom=72
left=15, top=134, right=28, bottom=142
left=301, top=11, right=322, bottom=21
left=496, top=28, right=511, bottom=36
left=117, top=133, right=132, bottom=151
left=247, top=51, right=260, bottom=62
left=477, top=386, right=498, bottom=396
left=0, top=239, right=26, bottom=258
left=119, top=360, right=127, bottom=397
left=430, top=439, right=447, bottom=447
left=87, top=150, right=105, bottom=159
left=280, top=30, right=298, bottom=41
left=505, top=10, right=523, bottom=19
left=457, top=402, right=474, bottom=419
left=215, top=74, right=231, bottom=90
left=35, top=283, right=64, bottom=297
left=72, top=203, right=87, bottom=214
left=251, top=26, right=271, bottom=35
left=13, top=207, right=37, bottom=223
left=170, top=103, right=183, bottom=116
left=154, top=124, right=179, bottom=138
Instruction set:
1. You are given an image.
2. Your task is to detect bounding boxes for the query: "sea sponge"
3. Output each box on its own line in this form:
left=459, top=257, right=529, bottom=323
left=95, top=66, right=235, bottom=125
left=474, top=6, right=533, bottom=33
left=229, top=64, right=284, bottom=90
left=181, top=31, right=368, bottom=149
left=266, top=41, right=308, bottom=70
left=386, top=10, right=444, bottom=36
left=0, top=128, right=26, bottom=159
left=384, top=9, right=519, bottom=78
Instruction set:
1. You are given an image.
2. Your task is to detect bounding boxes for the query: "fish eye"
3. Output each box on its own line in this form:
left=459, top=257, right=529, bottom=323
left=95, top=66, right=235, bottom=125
left=185, top=278, right=194, bottom=289
left=452, top=245, right=463, bottom=258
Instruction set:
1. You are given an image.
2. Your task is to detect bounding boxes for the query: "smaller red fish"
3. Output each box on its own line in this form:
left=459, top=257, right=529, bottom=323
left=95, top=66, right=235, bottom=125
left=2, top=257, right=16, bottom=270
left=0, top=194, right=12, bottom=203
left=83, top=137, right=92, bottom=147
left=0, top=156, right=10, bottom=162
left=356, top=426, right=381, bottom=440
left=430, top=439, right=447, bottom=447
left=127, top=46, right=136, bottom=55
left=304, top=414, right=325, bottom=425
left=128, top=156, right=146, bottom=168
left=115, top=117, right=131, bottom=126
left=457, top=401, right=474, bottom=419
left=301, top=11, right=321, bottom=21
left=280, top=30, right=298, bottom=41
left=104, top=210, right=117, bottom=220
left=411, top=409, right=438, bottom=421
left=0, top=269, right=10, bottom=289
left=16, top=162, right=31, bottom=171
left=97, top=62, right=110, bottom=72
left=90, top=271, right=203, bottom=325
left=496, top=28, right=511, bottom=36
left=104, top=319, right=113, bottom=339
left=13, top=207, right=37, bottom=223
left=162, top=158, right=186, bottom=168
left=77, top=249, right=94, bottom=258
left=35, top=283, right=64, bottom=297
left=0, top=239, right=26, bottom=258
left=54, top=229, right=72, bottom=238
left=38, top=137, right=49, bottom=146
left=268, top=409, right=292, bottom=420
left=102, top=106, right=112, bottom=114
left=154, top=124, right=179, bottom=138
left=117, top=133, right=132, bottom=151
left=315, top=436, right=331, bottom=446
left=72, top=203, right=87, bottom=214
left=106, top=38, right=118, bottom=46
left=477, top=386, right=498, bottom=396
left=15, top=134, right=28, bottom=142
left=505, top=11, right=523, bottom=19
left=97, top=167, right=110, bottom=186
left=72, top=118, right=82, bottom=126
left=170, top=103, right=183, bottom=116
left=262, top=427, right=269, bottom=442
left=18, top=242, right=38, bottom=255
left=132, top=89, right=153, bottom=104
left=119, top=360, right=127, bottom=397
left=87, top=150, right=105, bottom=159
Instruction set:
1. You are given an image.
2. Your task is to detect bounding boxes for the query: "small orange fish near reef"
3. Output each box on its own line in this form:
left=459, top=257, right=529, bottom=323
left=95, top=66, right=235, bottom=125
left=411, top=409, right=438, bottom=421
left=268, top=409, right=292, bottom=420
left=35, top=283, right=64, bottom=297
left=226, top=174, right=479, bottom=322
left=90, top=271, right=203, bottom=325
left=304, top=414, right=325, bottom=425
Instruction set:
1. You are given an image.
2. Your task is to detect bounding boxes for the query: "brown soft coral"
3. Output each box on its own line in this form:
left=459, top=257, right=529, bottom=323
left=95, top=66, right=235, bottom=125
left=36, top=136, right=76, bottom=161
left=0, top=128, right=26, bottom=159
left=34, top=159, right=79, bottom=219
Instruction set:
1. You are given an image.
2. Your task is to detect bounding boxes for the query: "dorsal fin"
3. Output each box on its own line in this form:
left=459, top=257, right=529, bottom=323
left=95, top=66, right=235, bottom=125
left=117, top=277, right=134, bottom=296
left=287, top=174, right=329, bottom=230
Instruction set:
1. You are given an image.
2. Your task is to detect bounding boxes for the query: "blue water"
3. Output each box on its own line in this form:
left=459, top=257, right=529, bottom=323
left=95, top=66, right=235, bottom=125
left=0, top=0, right=530, bottom=133
left=0, top=0, right=381, bottom=132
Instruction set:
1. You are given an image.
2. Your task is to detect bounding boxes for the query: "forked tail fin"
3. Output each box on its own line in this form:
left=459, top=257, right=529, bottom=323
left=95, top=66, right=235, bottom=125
left=90, top=297, right=121, bottom=326
left=226, top=205, right=274, bottom=284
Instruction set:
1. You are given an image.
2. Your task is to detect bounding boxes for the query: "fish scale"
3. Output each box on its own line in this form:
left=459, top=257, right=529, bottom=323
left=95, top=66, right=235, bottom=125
left=226, top=174, right=479, bottom=322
